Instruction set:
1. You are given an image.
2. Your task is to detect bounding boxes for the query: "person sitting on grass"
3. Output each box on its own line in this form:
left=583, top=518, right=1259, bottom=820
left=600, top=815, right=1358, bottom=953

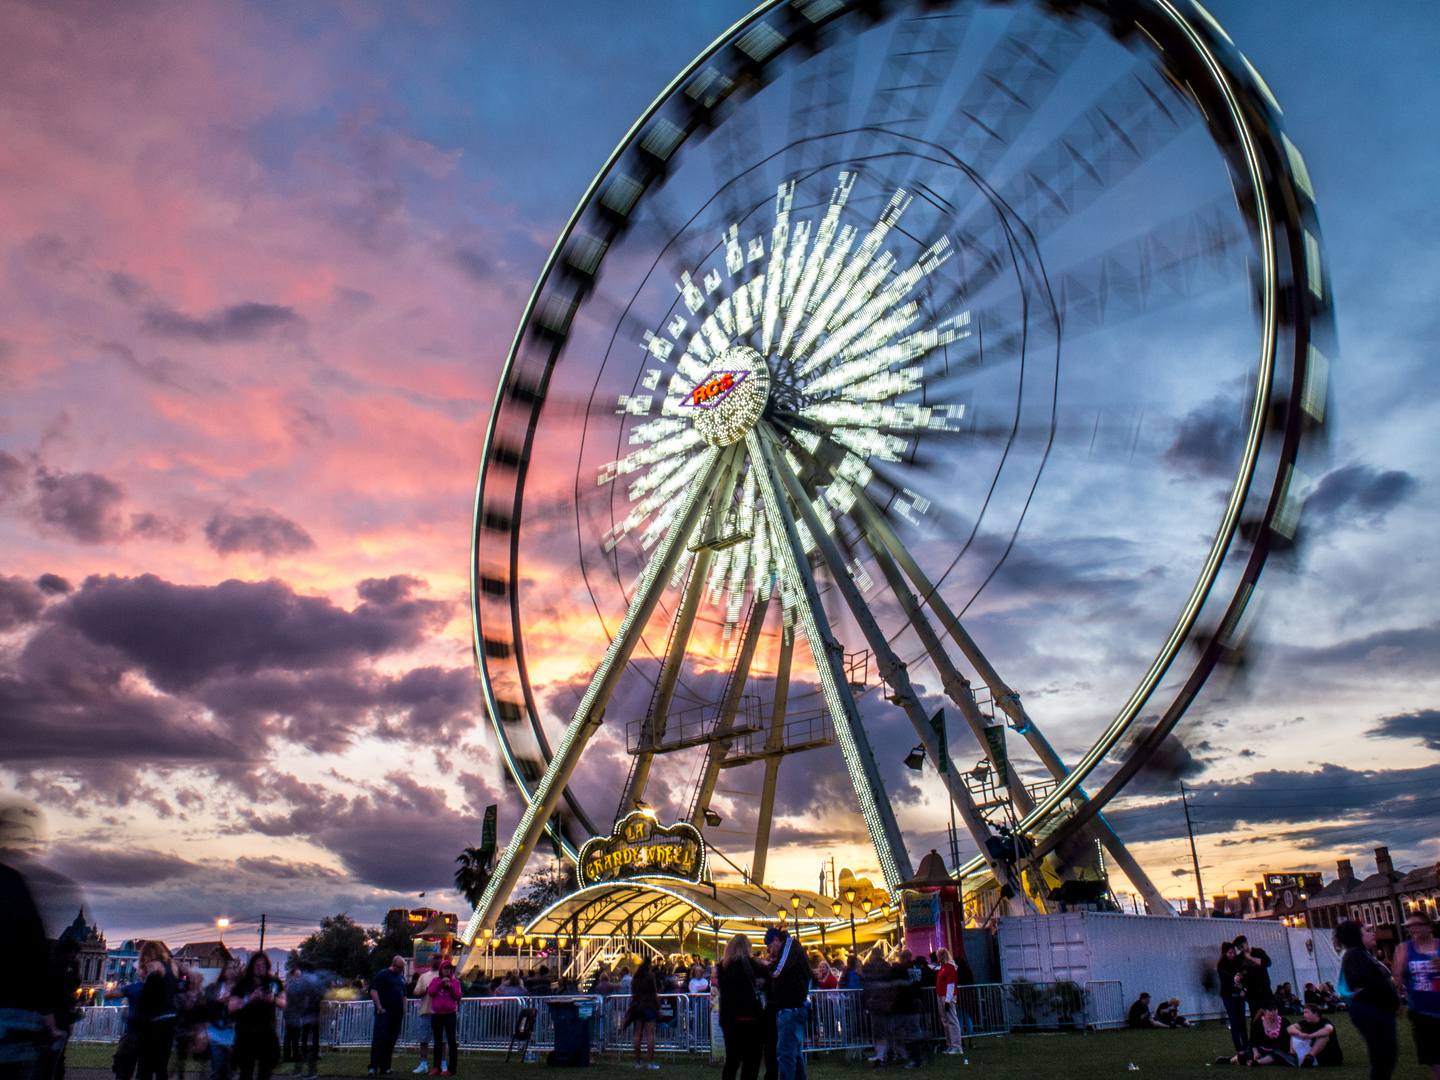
left=1127, top=993, right=1170, bottom=1029
left=1287, top=1004, right=1342, bottom=1067
left=1154, top=998, right=1193, bottom=1028
left=1248, top=1006, right=1298, bottom=1066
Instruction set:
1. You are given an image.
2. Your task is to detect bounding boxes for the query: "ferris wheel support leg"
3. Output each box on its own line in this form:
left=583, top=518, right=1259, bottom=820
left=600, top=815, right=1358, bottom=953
left=852, top=491, right=1173, bottom=915
left=688, top=588, right=773, bottom=829
left=618, top=458, right=742, bottom=819
left=460, top=444, right=730, bottom=942
left=757, top=427, right=1032, bottom=907
left=751, top=626, right=793, bottom=887
left=748, top=428, right=915, bottom=892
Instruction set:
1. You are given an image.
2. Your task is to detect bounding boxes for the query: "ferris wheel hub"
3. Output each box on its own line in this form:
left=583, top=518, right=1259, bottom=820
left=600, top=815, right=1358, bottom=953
left=688, top=345, right=770, bottom=447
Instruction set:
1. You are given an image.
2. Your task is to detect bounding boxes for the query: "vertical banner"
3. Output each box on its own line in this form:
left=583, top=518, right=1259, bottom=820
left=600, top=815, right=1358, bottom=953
left=982, top=725, right=1008, bottom=788
left=480, top=804, right=497, bottom=863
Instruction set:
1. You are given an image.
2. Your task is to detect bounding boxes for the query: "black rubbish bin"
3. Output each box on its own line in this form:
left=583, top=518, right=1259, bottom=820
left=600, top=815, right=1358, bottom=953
left=546, top=998, right=593, bottom=1067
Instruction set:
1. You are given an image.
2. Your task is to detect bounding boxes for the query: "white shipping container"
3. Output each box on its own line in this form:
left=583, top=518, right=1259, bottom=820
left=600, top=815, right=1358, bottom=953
left=998, top=913, right=1340, bottom=1021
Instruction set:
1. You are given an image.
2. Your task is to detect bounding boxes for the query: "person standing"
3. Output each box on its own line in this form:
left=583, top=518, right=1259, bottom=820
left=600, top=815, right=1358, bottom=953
left=425, top=961, right=462, bottom=1078
left=367, top=957, right=407, bottom=1078
left=1217, top=941, right=1249, bottom=1064
left=411, top=958, right=441, bottom=1075
left=765, top=928, right=810, bottom=1080
left=1392, top=912, right=1440, bottom=1080
left=135, top=943, right=181, bottom=1080
left=934, top=949, right=961, bottom=1056
left=37, top=939, right=82, bottom=1080
left=203, top=960, right=241, bottom=1080
left=1233, top=935, right=1273, bottom=1016
left=859, top=946, right=895, bottom=1067
left=1336, top=920, right=1401, bottom=1080
left=230, top=954, right=284, bottom=1080
left=627, top=958, right=660, bottom=1070
left=282, top=962, right=322, bottom=1080
left=717, top=935, right=764, bottom=1080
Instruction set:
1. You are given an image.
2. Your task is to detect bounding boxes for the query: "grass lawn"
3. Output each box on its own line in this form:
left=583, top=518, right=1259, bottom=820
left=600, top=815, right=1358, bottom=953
left=64, top=1018, right=1433, bottom=1078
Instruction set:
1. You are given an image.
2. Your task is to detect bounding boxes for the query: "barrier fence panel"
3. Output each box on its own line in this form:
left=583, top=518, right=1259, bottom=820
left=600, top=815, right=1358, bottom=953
left=70, top=1006, right=127, bottom=1043
left=1003, top=979, right=1118, bottom=1031
left=1085, top=981, right=1126, bottom=1029
left=957, top=984, right=1008, bottom=1039
left=600, top=995, right=700, bottom=1057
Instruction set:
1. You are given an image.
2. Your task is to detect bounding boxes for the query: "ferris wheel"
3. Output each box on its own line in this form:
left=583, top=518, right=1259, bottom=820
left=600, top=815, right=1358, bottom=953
left=463, top=0, right=1331, bottom=936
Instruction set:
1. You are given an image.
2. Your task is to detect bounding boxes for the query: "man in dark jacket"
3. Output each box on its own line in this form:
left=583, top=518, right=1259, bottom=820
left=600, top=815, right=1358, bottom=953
left=765, top=928, right=811, bottom=1080
left=368, top=956, right=407, bottom=1076
left=1234, top=936, right=1274, bottom=1017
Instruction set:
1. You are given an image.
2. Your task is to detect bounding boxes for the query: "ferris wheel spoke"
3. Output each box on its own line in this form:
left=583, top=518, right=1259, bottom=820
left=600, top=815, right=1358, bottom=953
left=618, top=452, right=743, bottom=819
left=847, top=485, right=1174, bottom=913
left=747, top=426, right=915, bottom=892
left=758, top=424, right=1031, bottom=907
left=750, top=622, right=793, bottom=887
left=463, top=443, right=729, bottom=937
left=687, top=585, right=773, bottom=830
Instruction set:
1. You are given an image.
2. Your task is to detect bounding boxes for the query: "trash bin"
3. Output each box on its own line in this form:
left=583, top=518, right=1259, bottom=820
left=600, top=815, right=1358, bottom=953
left=546, top=998, right=592, bottom=1067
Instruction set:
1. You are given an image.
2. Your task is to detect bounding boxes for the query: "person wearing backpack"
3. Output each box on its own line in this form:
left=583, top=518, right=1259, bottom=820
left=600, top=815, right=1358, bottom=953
left=1335, top=920, right=1401, bottom=1080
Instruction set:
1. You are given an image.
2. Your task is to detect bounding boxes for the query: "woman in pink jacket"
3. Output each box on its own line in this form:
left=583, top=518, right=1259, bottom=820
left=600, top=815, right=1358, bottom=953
left=425, top=960, right=463, bottom=1077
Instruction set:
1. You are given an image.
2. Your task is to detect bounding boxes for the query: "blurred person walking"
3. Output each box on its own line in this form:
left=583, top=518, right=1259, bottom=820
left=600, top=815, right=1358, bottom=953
left=1336, top=920, right=1401, bottom=1080
left=0, top=858, right=48, bottom=1080
left=171, top=966, right=205, bottom=1080
left=135, top=942, right=181, bottom=1080
left=282, top=962, right=322, bottom=1080
left=859, top=947, right=895, bottom=1066
left=367, top=956, right=407, bottom=1077
left=891, top=950, right=924, bottom=1069
left=1392, top=912, right=1440, bottom=1079
left=717, top=935, right=763, bottom=1080
left=424, top=961, right=462, bottom=1078
left=37, top=939, right=82, bottom=1080
left=229, top=953, right=283, bottom=1080
left=410, top=958, right=441, bottom=1075
left=203, top=961, right=241, bottom=1080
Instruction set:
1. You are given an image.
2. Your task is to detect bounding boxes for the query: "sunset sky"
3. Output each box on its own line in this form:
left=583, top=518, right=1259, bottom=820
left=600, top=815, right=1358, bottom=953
left=1, top=0, right=1437, bottom=950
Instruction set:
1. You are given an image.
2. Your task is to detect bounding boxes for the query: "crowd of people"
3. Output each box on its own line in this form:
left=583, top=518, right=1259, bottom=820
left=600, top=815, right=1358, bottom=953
left=1120, top=914, right=1438, bottom=1076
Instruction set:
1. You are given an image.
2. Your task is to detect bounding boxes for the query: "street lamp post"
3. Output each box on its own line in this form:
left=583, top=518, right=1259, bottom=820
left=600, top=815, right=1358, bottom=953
left=216, top=918, right=229, bottom=945
left=844, top=887, right=858, bottom=952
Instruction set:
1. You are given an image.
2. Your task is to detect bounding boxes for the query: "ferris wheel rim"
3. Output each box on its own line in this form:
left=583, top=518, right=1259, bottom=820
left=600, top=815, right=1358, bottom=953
left=469, top=0, right=1322, bottom=886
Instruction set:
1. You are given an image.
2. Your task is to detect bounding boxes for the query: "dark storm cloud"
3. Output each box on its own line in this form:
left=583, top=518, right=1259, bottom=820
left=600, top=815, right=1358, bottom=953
left=1163, top=393, right=1244, bottom=479
left=240, top=772, right=496, bottom=892
left=1305, top=463, right=1415, bottom=525
left=1278, top=621, right=1440, bottom=676
left=1104, top=762, right=1440, bottom=846
left=234, top=855, right=343, bottom=881
left=46, top=843, right=201, bottom=886
left=205, top=507, right=314, bottom=557
left=57, top=572, right=448, bottom=691
left=129, top=512, right=187, bottom=543
left=0, top=576, right=45, bottom=631
left=35, top=574, right=72, bottom=596
left=0, top=451, right=25, bottom=500
left=143, top=301, right=302, bottom=344
left=1365, top=709, right=1440, bottom=751
left=31, top=469, right=124, bottom=543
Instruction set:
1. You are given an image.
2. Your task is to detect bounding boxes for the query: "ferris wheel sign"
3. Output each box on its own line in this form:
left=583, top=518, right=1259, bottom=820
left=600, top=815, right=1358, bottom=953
left=578, top=811, right=709, bottom=888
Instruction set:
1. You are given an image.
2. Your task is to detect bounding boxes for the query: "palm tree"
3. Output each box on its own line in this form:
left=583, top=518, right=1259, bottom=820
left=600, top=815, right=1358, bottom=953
left=454, top=847, right=492, bottom=909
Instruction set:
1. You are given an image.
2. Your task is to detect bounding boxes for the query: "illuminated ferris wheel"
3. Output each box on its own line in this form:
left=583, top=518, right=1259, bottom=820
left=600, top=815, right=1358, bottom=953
left=464, top=0, right=1331, bottom=935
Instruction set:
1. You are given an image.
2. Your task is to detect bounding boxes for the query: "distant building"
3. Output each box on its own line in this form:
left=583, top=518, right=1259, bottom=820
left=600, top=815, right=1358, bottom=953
left=57, top=910, right=108, bottom=1000
left=177, top=941, right=232, bottom=969
left=105, top=940, right=142, bottom=987
left=1305, top=847, right=1440, bottom=954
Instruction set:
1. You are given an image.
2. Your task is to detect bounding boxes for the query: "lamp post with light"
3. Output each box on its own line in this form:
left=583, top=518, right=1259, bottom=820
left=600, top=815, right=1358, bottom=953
left=217, top=918, right=229, bottom=945
left=844, top=887, right=858, bottom=951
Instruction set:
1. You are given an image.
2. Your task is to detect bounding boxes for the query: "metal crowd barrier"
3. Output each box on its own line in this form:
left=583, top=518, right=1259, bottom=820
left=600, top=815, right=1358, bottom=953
left=1084, top=981, right=1127, bottom=1029
left=71, top=984, right=1059, bottom=1053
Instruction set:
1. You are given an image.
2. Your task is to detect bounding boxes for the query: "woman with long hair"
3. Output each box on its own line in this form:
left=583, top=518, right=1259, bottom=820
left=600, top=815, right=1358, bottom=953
left=135, top=941, right=181, bottom=1080
left=1216, top=941, right=1249, bottom=1063
left=717, top=935, right=763, bottom=1080
left=1336, top=920, right=1401, bottom=1080
left=628, top=958, right=660, bottom=1069
left=229, top=953, right=284, bottom=1080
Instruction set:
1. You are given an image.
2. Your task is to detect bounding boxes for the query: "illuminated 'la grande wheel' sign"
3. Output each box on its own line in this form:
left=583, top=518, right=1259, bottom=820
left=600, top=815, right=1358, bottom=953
left=578, top=811, right=708, bottom=888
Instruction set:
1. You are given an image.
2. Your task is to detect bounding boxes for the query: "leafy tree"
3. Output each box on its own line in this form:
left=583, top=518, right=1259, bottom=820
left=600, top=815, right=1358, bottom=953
left=367, top=909, right=415, bottom=970
left=494, top=862, right=577, bottom=937
left=294, top=914, right=371, bottom=980
left=454, top=846, right=491, bottom=909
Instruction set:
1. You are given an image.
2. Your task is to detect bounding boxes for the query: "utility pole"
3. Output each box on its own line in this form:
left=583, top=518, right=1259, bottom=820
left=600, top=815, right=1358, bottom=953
left=1180, top=783, right=1205, bottom=916
left=258, top=913, right=267, bottom=952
